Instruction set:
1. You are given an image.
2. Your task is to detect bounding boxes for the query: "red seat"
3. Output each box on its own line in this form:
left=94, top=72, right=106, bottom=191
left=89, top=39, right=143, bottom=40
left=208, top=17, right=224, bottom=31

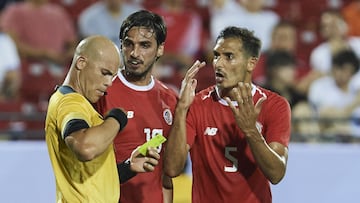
left=50, top=0, right=98, bottom=23
left=20, top=59, right=63, bottom=104
left=0, top=100, right=45, bottom=140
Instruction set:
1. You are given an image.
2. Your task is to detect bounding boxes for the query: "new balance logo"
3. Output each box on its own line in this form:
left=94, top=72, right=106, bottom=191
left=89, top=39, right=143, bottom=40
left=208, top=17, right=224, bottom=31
left=204, top=127, right=218, bottom=136
left=127, top=111, right=134, bottom=119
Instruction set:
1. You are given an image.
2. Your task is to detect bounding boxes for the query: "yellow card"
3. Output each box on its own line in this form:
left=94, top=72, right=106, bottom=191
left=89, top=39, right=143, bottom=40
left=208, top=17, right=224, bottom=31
left=138, top=134, right=167, bottom=156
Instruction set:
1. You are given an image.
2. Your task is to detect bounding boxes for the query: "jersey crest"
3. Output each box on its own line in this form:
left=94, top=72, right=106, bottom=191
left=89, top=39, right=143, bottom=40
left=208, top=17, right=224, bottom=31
left=163, top=108, right=173, bottom=125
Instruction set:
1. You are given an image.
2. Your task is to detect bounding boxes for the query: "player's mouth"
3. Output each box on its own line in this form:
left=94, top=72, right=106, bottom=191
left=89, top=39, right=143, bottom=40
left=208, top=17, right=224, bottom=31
left=127, top=59, right=142, bottom=69
left=215, top=71, right=225, bottom=83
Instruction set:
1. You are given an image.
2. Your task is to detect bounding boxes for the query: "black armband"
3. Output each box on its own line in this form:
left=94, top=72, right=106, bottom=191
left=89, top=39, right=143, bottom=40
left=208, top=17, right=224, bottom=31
left=62, top=119, right=89, bottom=139
left=104, top=108, right=128, bottom=132
left=117, top=159, right=137, bottom=184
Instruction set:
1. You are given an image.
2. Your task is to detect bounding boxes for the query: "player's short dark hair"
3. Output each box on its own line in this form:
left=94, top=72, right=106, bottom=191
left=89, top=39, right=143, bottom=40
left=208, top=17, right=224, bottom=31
left=216, top=26, right=262, bottom=58
left=332, top=49, right=360, bottom=73
left=119, top=10, right=167, bottom=46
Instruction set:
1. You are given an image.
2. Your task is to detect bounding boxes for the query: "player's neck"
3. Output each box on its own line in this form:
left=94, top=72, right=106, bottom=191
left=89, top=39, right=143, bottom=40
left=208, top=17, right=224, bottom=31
left=121, top=70, right=152, bottom=86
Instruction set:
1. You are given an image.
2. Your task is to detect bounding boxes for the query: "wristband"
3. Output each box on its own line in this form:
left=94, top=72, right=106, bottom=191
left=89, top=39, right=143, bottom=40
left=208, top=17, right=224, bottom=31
left=117, top=159, right=137, bottom=184
left=105, top=108, right=128, bottom=131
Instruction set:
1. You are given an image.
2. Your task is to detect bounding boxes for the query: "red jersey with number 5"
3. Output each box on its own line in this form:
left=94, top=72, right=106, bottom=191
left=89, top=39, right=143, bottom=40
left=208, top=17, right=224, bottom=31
left=186, top=85, right=291, bottom=203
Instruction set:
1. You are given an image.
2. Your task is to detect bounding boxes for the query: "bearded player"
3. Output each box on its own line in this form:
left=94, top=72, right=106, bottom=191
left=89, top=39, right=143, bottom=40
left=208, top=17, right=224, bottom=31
left=96, top=10, right=176, bottom=203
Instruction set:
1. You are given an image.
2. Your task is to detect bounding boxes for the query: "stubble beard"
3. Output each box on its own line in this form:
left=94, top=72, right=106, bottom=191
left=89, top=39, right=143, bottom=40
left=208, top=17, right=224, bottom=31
left=123, top=59, right=156, bottom=82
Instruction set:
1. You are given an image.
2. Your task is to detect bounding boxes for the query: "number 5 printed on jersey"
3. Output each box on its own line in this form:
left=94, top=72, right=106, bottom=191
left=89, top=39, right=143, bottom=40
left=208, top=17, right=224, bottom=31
left=224, top=147, right=238, bottom=172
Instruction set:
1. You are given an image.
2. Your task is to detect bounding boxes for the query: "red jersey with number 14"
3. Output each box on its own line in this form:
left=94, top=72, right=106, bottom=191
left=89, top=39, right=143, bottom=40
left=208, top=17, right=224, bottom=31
left=186, top=85, right=291, bottom=203
left=96, top=71, right=178, bottom=203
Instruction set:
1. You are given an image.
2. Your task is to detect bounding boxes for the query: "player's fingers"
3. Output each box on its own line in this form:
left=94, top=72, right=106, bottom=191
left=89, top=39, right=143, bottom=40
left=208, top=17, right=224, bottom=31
left=244, top=83, right=252, bottom=99
left=186, top=60, right=206, bottom=79
left=190, top=79, right=198, bottom=91
left=184, top=60, right=200, bottom=78
left=238, top=82, right=247, bottom=102
left=245, top=83, right=253, bottom=104
left=190, top=61, right=206, bottom=76
left=238, top=82, right=252, bottom=106
left=229, top=86, right=243, bottom=105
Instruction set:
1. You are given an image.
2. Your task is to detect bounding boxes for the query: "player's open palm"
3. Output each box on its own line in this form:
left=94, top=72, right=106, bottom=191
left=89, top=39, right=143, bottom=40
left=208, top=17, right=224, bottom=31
left=225, top=82, right=266, bottom=134
left=178, top=60, right=206, bottom=110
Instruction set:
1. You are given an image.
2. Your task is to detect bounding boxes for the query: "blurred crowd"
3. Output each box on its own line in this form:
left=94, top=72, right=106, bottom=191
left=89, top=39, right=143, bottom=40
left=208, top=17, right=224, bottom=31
left=1, top=0, right=360, bottom=142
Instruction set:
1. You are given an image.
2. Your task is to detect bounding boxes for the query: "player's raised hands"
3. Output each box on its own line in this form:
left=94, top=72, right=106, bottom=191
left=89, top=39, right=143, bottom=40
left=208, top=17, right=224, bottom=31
left=224, top=82, right=266, bottom=135
left=177, top=60, right=206, bottom=110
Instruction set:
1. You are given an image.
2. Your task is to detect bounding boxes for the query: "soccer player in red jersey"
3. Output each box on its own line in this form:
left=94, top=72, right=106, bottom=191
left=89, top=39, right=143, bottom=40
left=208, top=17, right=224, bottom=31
left=96, top=10, right=176, bottom=203
left=164, top=26, right=291, bottom=203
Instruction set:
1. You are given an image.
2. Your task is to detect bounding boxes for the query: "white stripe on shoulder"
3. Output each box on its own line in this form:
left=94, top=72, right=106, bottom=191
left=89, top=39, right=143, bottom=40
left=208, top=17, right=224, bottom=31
left=253, top=84, right=268, bottom=99
left=216, top=84, right=267, bottom=106
left=201, top=89, right=214, bottom=100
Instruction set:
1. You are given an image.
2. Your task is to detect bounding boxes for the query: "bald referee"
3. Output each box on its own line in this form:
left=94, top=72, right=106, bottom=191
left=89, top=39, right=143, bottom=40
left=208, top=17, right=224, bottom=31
left=45, top=36, right=160, bottom=202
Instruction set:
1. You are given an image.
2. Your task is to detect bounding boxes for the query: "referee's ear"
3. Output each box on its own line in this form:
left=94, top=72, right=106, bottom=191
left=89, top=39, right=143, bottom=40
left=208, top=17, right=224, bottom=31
left=75, top=56, right=87, bottom=71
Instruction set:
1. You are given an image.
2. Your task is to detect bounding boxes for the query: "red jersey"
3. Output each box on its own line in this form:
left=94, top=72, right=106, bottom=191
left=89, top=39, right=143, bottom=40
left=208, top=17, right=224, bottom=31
left=187, top=85, right=291, bottom=203
left=96, top=71, right=178, bottom=203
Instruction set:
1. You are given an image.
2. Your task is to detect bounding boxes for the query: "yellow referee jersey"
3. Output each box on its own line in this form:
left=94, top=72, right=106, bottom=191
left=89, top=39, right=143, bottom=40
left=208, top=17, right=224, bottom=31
left=45, top=87, right=119, bottom=203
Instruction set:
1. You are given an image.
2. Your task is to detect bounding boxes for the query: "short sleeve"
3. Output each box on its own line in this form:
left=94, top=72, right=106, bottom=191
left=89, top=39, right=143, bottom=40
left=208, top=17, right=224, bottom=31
left=57, top=94, right=92, bottom=139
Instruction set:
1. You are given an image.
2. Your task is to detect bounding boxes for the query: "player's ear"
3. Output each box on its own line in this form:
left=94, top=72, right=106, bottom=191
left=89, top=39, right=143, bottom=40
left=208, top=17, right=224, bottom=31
left=157, top=43, right=165, bottom=58
left=247, top=57, right=258, bottom=72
